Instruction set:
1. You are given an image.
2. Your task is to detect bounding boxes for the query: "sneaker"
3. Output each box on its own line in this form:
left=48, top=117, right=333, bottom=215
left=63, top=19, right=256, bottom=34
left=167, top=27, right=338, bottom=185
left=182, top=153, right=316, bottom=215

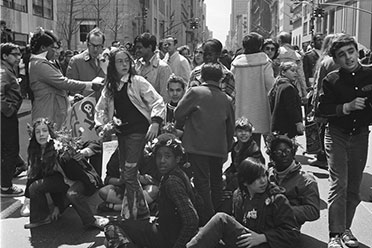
left=1, top=186, right=24, bottom=197
left=308, top=157, right=328, bottom=169
left=328, top=236, right=343, bottom=248
left=87, top=216, right=110, bottom=231
left=13, top=165, right=27, bottom=178
left=342, top=229, right=359, bottom=247
left=20, top=198, right=30, bottom=217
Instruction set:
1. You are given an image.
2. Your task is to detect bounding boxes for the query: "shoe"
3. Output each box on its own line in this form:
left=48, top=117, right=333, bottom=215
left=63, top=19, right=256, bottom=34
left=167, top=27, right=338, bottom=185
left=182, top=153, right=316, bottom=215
left=328, top=235, right=343, bottom=248
left=88, top=216, right=110, bottom=231
left=13, top=165, right=27, bottom=178
left=1, top=186, right=24, bottom=197
left=24, top=217, right=51, bottom=229
left=20, top=198, right=30, bottom=217
left=342, top=229, right=359, bottom=247
left=308, top=157, right=328, bottom=169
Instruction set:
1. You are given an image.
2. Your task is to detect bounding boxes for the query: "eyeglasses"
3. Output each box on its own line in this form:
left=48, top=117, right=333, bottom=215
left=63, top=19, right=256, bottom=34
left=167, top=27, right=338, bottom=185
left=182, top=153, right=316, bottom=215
left=272, top=148, right=292, bottom=157
left=88, top=43, right=104, bottom=49
left=264, top=46, right=276, bottom=52
left=9, top=53, right=22, bottom=57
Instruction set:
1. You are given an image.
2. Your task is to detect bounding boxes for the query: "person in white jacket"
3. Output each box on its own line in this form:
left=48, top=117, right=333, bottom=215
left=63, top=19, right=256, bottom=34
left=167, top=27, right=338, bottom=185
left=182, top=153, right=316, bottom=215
left=231, top=32, right=274, bottom=147
left=95, top=48, right=165, bottom=220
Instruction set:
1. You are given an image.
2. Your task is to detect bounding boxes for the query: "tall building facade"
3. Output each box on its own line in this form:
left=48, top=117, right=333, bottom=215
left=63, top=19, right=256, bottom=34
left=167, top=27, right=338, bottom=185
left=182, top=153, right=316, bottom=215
left=1, top=0, right=58, bottom=47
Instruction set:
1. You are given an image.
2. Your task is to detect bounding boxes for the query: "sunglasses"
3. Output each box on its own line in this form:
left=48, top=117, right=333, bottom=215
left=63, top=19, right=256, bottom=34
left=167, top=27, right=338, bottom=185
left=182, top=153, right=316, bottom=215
left=194, top=50, right=204, bottom=54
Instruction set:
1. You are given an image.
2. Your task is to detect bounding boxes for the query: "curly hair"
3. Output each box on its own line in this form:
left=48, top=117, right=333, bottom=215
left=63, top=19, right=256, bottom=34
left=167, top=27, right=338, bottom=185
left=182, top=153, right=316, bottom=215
left=29, top=27, right=58, bottom=54
left=27, top=118, right=58, bottom=179
left=104, top=47, right=137, bottom=96
left=152, top=133, right=185, bottom=159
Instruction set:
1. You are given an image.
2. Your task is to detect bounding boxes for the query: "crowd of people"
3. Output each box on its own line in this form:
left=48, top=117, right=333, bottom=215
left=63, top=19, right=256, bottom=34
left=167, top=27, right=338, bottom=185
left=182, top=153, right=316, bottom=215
left=1, top=23, right=372, bottom=248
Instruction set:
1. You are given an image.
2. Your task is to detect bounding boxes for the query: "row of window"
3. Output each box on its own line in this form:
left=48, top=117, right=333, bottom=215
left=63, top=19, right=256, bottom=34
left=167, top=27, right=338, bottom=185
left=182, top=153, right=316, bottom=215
left=2, top=0, right=53, bottom=19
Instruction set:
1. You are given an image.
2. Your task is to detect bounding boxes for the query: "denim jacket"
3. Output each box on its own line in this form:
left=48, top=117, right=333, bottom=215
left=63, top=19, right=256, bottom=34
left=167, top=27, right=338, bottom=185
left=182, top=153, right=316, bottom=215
left=95, top=75, right=165, bottom=127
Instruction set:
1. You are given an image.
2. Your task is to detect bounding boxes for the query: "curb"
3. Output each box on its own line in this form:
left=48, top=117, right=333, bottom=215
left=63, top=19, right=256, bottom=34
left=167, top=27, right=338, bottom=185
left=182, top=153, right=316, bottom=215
left=0, top=198, right=22, bottom=219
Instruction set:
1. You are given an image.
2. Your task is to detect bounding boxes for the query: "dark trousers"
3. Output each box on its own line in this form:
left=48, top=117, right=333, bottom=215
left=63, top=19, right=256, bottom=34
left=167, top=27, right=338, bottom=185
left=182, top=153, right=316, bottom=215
left=1, top=113, right=19, bottom=188
left=28, top=172, right=69, bottom=223
left=325, top=125, right=369, bottom=233
left=67, top=181, right=95, bottom=226
left=104, top=219, right=166, bottom=248
left=187, top=212, right=270, bottom=248
left=188, top=153, right=224, bottom=225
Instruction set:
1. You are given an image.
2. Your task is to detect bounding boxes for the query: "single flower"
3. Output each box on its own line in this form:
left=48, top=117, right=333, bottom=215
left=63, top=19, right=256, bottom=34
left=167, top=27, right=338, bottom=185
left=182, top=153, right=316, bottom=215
left=53, top=140, right=63, bottom=151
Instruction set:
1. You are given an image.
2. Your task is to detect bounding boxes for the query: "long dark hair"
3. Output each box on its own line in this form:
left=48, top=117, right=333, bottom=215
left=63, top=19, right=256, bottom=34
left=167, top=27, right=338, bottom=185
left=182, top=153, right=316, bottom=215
left=27, top=118, right=58, bottom=179
left=105, top=48, right=137, bottom=97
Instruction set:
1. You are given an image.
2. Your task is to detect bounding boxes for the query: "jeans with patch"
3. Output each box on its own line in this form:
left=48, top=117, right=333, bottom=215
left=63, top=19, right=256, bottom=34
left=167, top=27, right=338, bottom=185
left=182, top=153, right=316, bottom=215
left=118, top=133, right=149, bottom=220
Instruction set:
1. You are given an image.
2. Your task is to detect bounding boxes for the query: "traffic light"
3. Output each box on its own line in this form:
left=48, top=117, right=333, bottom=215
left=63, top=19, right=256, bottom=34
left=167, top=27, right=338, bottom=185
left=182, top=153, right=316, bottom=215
left=313, top=7, right=325, bottom=18
left=143, top=8, right=148, bottom=19
left=190, top=18, right=199, bottom=29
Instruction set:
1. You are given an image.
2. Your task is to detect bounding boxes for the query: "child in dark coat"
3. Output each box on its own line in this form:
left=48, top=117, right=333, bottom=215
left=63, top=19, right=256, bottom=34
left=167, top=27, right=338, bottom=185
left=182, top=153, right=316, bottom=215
left=269, top=61, right=304, bottom=138
left=187, top=158, right=300, bottom=248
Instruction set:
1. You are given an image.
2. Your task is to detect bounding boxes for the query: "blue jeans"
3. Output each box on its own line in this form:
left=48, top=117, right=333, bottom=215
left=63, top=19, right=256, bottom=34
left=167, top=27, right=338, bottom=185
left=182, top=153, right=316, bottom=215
left=187, top=213, right=270, bottom=248
left=188, top=153, right=224, bottom=225
left=29, top=173, right=69, bottom=223
left=325, top=125, right=369, bottom=233
left=118, top=133, right=149, bottom=220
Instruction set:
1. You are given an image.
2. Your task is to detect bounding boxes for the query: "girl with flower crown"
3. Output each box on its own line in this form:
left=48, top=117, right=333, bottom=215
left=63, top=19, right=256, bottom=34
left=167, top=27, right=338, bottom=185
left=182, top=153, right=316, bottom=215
left=23, top=118, right=108, bottom=230
left=95, top=47, right=165, bottom=220
left=23, top=118, right=70, bottom=229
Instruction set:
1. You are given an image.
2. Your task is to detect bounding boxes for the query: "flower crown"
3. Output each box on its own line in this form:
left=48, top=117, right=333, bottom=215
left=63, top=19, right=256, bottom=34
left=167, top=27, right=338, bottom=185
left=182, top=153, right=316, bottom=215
left=27, top=118, right=55, bottom=138
left=149, top=134, right=185, bottom=157
left=235, top=116, right=254, bottom=131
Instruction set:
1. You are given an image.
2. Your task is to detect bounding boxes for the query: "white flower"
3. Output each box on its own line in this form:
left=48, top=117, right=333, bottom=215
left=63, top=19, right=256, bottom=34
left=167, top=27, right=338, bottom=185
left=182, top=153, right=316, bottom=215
left=47, top=135, right=52, bottom=143
left=113, top=116, right=122, bottom=126
left=53, top=140, right=63, bottom=151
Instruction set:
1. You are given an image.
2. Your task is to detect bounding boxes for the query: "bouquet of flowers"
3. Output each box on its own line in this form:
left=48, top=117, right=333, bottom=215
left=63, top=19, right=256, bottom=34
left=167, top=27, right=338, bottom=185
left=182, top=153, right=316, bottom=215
left=98, top=116, right=122, bottom=141
left=53, top=126, right=85, bottom=160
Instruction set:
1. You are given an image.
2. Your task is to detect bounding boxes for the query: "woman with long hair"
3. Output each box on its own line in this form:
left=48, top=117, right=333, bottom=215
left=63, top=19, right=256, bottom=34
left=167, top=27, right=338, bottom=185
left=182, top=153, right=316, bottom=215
left=95, top=47, right=165, bottom=220
left=23, top=118, right=69, bottom=229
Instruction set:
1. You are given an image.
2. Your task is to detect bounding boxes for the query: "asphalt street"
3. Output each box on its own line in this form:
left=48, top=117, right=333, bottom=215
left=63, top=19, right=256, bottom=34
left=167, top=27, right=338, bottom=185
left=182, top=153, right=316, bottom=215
left=1, top=100, right=371, bottom=248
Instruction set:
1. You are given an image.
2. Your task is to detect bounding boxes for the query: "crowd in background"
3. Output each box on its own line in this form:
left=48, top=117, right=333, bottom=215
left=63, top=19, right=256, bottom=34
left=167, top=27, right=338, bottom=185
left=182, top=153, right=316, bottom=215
left=1, top=18, right=372, bottom=248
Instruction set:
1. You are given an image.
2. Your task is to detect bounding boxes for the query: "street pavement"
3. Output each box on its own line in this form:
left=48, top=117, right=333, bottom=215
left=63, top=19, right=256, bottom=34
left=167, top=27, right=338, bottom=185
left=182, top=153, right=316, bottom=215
left=1, top=100, right=371, bottom=248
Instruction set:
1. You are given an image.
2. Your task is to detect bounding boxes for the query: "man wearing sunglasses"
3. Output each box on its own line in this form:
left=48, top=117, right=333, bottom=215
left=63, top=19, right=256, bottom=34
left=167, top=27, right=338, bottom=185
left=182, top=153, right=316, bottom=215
left=267, top=134, right=320, bottom=229
left=1, top=43, right=24, bottom=197
left=66, top=27, right=106, bottom=99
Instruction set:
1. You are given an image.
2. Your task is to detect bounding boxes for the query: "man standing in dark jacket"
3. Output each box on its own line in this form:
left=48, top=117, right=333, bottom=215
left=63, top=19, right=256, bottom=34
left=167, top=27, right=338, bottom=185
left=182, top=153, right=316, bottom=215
left=319, top=34, right=372, bottom=248
left=1, top=43, right=23, bottom=196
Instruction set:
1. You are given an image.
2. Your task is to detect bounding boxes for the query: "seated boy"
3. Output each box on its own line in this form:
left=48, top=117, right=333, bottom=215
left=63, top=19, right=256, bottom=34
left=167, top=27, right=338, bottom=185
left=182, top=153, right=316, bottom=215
left=224, top=116, right=265, bottom=192
left=267, top=134, right=320, bottom=228
left=187, top=158, right=300, bottom=248
left=103, top=134, right=199, bottom=248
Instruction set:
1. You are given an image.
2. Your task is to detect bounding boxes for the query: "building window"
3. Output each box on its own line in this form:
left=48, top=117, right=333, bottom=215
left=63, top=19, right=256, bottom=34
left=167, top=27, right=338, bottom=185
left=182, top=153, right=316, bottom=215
left=2, top=0, right=28, bottom=12
left=79, top=21, right=96, bottom=43
left=32, top=0, right=53, bottom=19
left=303, top=21, right=308, bottom=36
